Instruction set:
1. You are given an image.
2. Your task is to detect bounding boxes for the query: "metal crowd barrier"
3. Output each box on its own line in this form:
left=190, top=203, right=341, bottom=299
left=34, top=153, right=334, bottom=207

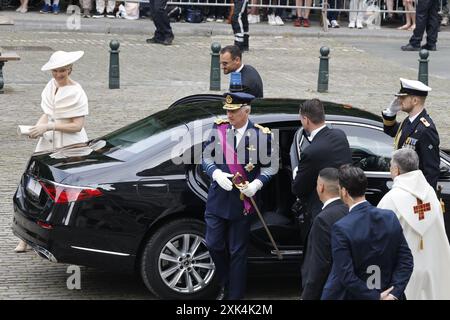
left=126, top=0, right=446, bottom=32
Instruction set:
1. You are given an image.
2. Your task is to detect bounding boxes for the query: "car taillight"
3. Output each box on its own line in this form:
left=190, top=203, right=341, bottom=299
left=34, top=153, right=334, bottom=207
left=37, top=220, right=53, bottom=229
left=39, top=180, right=103, bottom=204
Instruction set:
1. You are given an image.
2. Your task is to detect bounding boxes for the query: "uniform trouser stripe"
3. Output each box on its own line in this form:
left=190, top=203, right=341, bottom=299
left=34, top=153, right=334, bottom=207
left=234, top=0, right=248, bottom=42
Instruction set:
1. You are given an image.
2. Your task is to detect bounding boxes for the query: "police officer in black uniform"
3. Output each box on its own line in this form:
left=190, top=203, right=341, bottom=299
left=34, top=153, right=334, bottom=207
left=401, top=0, right=440, bottom=51
left=231, top=0, right=249, bottom=51
left=202, top=92, right=278, bottom=299
left=382, top=78, right=440, bottom=189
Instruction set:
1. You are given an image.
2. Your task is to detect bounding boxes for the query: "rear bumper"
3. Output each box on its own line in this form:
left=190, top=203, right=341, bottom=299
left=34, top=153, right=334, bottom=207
left=13, top=197, right=136, bottom=272
left=12, top=202, right=58, bottom=262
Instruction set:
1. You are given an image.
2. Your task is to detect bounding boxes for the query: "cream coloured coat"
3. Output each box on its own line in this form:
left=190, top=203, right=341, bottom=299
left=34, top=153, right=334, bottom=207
left=35, top=79, right=88, bottom=152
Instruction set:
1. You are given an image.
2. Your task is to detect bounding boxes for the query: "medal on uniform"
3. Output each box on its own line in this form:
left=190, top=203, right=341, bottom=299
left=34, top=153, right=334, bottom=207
left=245, top=162, right=255, bottom=172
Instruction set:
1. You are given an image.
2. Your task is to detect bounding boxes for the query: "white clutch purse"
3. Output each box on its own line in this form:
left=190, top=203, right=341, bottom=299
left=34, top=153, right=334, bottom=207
left=17, top=125, right=33, bottom=136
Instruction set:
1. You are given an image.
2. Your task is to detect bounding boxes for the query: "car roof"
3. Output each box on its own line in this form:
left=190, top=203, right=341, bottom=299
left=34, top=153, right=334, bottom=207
left=167, top=95, right=383, bottom=127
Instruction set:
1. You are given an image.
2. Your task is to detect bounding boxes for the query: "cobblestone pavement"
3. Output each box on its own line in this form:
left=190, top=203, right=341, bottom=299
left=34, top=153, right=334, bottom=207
left=1, top=30, right=449, bottom=299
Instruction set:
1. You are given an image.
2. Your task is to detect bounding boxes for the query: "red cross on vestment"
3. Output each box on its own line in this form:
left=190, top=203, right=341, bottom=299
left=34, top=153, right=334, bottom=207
left=413, top=199, right=431, bottom=221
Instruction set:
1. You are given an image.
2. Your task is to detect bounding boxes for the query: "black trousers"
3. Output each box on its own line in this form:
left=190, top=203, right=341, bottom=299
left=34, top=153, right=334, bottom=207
left=409, top=0, right=440, bottom=47
left=327, top=0, right=341, bottom=21
left=150, top=0, right=174, bottom=41
left=231, top=0, right=249, bottom=44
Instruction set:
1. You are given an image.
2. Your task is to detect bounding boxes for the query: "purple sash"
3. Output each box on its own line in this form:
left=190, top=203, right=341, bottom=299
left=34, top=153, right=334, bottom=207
left=217, top=123, right=254, bottom=213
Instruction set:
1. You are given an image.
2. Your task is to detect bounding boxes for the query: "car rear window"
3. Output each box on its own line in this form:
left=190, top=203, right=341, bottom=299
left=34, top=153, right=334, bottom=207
left=95, top=111, right=188, bottom=159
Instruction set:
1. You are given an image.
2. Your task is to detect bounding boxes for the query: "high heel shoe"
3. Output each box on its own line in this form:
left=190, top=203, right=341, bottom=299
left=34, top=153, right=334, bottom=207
left=14, top=241, right=30, bottom=253
left=16, top=6, right=22, bottom=12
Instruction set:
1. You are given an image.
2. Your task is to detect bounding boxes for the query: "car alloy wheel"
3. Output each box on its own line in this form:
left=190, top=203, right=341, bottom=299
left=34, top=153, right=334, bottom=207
left=141, top=218, right=219, bottom=299
left=158, top=233, right=215, bottom=294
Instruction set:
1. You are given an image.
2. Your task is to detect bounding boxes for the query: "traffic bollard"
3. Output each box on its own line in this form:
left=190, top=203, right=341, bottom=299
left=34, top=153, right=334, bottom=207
left=109, top=40, right=120, bottom=89
left=418, top=49, right=429, bottom=85
left=210, top=42, right=221, bottom=91
left=317, top=47, right=330, bottom=93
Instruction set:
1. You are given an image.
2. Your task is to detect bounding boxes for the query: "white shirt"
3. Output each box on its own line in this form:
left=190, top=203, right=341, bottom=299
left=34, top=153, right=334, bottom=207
left=308, top=124, right=327, bottom=142
left=232, top=120, right=249, bottom=147
left=322, top=197, right=341, bottom=210
left=408, top=111, right=421, bottom=124
left=236, top=64, right=244, bottom=73
left=349, top=200, right=367, bottom=212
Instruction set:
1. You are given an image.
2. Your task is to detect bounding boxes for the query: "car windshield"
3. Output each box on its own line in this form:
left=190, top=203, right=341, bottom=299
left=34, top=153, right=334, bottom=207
left=92, top=111, right=188, bottom=160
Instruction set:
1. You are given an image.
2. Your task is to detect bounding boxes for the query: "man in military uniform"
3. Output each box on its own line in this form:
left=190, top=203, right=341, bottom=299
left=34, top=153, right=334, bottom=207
left=202, top=92, right=278, bottom=300
left=382, top=78, right=440, bottom=189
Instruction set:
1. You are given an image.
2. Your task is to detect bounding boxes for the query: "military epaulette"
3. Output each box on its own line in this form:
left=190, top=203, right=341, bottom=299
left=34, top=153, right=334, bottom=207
left=420, top=117, right=430, bottom=127
left=254, top=123, right=271, bottom=134
left=214, top=118, right=229, bottom=125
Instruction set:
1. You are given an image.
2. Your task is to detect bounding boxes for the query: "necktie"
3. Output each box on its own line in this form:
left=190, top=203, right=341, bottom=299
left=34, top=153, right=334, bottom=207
left=403, top=119, right=412, bottom=134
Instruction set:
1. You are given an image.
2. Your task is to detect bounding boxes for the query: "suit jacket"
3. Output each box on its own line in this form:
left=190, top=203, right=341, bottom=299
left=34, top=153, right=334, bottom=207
left=239, top=65, right=264, bottom=98
left=292, top=126, right=352, bottom=219
left=202, top=120, right=276, bottom=220
left=382, top=108, right=440, bottom=189
left=321, top=201, right=414, bottom=300
left=301, top=199, right=348, bottom=300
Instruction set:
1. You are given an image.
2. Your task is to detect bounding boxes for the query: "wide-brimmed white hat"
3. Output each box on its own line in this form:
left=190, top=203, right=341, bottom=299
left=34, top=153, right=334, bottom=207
left=41, top=51, right=84, bottom=71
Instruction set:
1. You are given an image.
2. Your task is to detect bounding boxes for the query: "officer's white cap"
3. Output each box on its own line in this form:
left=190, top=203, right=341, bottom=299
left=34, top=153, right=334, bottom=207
left=395, top=78, right=432, bottom=97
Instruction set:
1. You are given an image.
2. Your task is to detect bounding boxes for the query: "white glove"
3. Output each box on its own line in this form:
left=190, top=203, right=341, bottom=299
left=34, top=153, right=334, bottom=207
left=383, top=98, right=401, bottom=116
left=29, top=123, right=54, bottom=139
left=212, top=169, right=234, bottom=191
left=240, top=179, right=263, bottom=198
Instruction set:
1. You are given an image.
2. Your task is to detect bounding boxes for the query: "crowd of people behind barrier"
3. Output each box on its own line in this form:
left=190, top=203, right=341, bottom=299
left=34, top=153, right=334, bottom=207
left=8, top=0, right=450, bottom=28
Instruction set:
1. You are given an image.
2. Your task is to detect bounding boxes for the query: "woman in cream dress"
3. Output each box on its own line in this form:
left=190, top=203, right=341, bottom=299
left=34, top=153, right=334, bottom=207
left=14, top=51, right=89, bottom=252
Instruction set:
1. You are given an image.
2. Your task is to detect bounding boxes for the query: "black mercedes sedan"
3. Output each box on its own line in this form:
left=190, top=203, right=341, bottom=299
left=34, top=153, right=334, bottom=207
left=12, top=94, right=450, bottom=299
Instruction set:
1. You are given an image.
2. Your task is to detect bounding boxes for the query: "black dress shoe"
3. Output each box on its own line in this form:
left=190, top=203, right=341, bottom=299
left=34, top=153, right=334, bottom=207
left=161, top=36, right=173, bottom=46
left=401, top=43, right=420, bottom=51
left=216, top=286, right=228, bottom=300
left=421, top=44, right=437, bottom=51
left=146, top=37, right=173, bottom=45
left=146, top=37, right=162, bottom=44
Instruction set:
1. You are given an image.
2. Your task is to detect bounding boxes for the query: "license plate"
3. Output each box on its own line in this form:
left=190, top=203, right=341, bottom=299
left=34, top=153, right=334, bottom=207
left=26, top=177, right=42, bottom=198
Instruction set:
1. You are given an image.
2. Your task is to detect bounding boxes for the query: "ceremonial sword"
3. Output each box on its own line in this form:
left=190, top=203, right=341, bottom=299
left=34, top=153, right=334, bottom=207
left=232, top=172, right=283, bottom=260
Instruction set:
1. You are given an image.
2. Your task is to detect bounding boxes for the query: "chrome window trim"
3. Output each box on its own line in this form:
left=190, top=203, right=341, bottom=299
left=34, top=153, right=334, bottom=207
left=71, top=246, right=130, bottom=256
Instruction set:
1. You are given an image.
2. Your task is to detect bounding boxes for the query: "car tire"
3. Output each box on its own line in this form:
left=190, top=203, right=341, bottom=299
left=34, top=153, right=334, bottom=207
left=141, top=218, right=219, bottom=299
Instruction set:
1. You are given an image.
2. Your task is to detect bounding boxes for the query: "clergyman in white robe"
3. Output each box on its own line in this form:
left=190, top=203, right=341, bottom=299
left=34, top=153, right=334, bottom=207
left=378, top=169, right=450, bottom=300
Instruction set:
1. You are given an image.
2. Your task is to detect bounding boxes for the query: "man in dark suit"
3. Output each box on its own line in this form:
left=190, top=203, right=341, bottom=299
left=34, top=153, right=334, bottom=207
left=382, top=78, right=440, bottom=189
left=292, top=99, right=352, bottom=221
left=321, top=165, right=413, bottom=300
left=220, top=45, right=263, bottom=98
left=202, top=92, right=277, bottom=299
left=301, top=168, right=348, bottom=300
